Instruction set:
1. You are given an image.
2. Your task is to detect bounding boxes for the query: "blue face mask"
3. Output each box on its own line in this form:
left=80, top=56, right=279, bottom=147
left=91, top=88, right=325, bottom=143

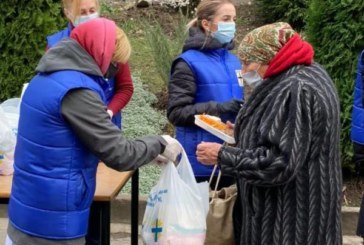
left=74, top=12, right=99, bottom=27
left=213, top=22, right=236, bottom=44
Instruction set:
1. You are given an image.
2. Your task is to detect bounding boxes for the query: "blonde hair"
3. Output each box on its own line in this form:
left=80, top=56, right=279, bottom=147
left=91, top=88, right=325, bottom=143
left=112, top=27, right=131, bottom=64
left=62, top=0, right=100, bottom=22
left=187, top=0, right=235, bottom=29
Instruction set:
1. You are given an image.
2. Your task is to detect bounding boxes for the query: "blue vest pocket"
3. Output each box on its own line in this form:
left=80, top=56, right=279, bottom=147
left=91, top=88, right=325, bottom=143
left=73, top=170, right=95, bottom=209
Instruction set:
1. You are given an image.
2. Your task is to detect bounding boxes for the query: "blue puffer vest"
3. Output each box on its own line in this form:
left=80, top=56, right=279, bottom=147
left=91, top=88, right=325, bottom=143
left=8, top=70, right=107, bottom=239
left=46, top=25, right=122, bottom=128
left=176, top=49, right=243, bottom=177
left=351, top=50, right=364, bottom=144
left=46, top=24, right=72, bottom=49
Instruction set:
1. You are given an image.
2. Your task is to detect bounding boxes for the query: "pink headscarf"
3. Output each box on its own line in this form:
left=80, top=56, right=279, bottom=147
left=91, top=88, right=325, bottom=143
left=70, top=18, right=116, bottom=75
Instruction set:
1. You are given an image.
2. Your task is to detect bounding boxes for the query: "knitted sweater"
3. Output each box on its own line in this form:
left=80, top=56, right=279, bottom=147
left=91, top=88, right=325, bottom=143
left=218, top=63, right=342, bottom=245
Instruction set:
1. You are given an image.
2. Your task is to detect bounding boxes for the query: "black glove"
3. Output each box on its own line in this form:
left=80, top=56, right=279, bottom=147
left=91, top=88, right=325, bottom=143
left=217, top=99, right=244, bottom=114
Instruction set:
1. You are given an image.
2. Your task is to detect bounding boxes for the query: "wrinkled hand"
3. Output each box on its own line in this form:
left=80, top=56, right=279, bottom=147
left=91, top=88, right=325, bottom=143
left=217, top=99, right=244, bottom=114
left=161, top=135, right=183, bottom=162
left=226, top=120, right=235, bottom=129
left=196, top=142, right=222, bottom=165
left=225, top=120, right=235, bottom=136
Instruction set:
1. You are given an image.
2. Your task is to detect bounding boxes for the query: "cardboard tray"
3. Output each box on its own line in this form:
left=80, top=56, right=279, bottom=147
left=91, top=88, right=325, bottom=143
left=194, top=115, right=235, bottom=144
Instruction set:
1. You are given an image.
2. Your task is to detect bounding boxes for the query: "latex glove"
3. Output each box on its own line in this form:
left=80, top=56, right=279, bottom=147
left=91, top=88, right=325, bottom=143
left=217, top=99, right=244, bottom=114
left=161, top=135, right=183, bottom=162
left=107, top=109, right=113, bottom=118
left=154, top=154, right=169, bottom=165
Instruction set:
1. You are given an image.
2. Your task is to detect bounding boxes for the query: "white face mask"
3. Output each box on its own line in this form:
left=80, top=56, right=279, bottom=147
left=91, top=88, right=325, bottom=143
left=73, top=12, right=99, bottom=27
left=241, top=65, right=263, bottom=88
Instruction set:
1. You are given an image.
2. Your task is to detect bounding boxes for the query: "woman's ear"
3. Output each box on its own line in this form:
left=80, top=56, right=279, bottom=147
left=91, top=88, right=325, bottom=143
left=63, top=8, right=72, bottom=21
left=200, top=19, right=211, bottom=33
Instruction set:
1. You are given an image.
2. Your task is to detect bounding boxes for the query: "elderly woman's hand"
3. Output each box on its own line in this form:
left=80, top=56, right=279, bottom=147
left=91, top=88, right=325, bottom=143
left=226, top=120, right=235, bottom=129
left=196, top=142, right=222, bottom=165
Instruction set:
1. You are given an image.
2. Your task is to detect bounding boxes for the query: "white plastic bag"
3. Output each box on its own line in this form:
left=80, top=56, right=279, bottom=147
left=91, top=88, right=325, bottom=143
left=0, top=106, right=16, bottom=175
left=142, top=150, right=209, bottom=245
left=0, top=107, right=16, bottom=152
left=0, top=98, right=20, bottom=136
left=0, top=98, right=20, bottom=176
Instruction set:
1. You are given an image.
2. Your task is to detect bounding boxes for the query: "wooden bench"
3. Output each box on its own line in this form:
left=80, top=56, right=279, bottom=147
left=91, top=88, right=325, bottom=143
left=0, top=163, right=139, bottom=245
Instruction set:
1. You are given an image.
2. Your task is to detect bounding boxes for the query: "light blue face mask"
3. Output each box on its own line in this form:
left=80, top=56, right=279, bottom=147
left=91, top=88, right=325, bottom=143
left=74, top=12, right=99, bottom=27
left=213, top=22, right=236, bottom=45
left=241, top=65, right=263, bottom=88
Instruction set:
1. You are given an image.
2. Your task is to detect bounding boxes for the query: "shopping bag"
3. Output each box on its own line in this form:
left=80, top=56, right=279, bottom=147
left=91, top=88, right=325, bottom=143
left=205, top=165, right=237, bottom=245
left=0, top=106, right=17, bottom=175
left=142, top=150, right=209, bottom=245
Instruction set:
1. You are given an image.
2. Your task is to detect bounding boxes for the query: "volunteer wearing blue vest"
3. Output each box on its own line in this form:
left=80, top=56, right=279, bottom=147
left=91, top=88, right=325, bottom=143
left=46, top=0, right=134, bottom=129
left=167, top=0, right=243, bottom=186
left=351, top=50, right=364, bottom=238
left=5, top=18, right=182, bottom=245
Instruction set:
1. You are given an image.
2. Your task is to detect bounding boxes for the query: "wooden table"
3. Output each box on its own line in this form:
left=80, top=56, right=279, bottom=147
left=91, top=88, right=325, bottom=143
left=0, top=163, right=139, bottom=245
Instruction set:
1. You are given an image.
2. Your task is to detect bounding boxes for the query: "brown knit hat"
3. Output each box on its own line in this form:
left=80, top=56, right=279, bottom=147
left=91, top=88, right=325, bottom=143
left=238, top=22, right=296, bottom=64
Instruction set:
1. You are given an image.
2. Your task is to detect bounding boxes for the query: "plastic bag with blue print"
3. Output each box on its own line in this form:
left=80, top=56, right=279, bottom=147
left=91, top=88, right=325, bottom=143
left=142, top=149, right=209, bottom=245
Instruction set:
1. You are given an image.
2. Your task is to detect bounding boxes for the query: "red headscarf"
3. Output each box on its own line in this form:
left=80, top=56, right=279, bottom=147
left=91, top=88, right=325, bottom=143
left=238, top=22, right=314, bottom=79
left=264, top=33, right=314, bottom=78
left=70, top=18, right=116, bottom=75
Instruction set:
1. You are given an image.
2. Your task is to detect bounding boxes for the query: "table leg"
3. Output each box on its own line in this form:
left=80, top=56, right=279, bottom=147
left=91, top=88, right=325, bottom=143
left=86, top=201, right=110, bottom=245
left=86, top=202, right=100, bottom=245
left=0, top=198, right=9, bottom=204
left=101, top=201, right=111, bottom=245
left=131, top=169, right=139, bottom=245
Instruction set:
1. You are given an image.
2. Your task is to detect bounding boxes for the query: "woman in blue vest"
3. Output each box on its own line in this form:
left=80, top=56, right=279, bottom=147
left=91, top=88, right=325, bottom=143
left=167, top=0, right=243, bottom=186
left=46, top=0, right=134, bottom=129
left=6, top=18, right=181, bottom=245
left=351, top=50, right=364, bottom=238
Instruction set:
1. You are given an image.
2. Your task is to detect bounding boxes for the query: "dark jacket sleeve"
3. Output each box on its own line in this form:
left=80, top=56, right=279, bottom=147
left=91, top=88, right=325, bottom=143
left=217, top=83, right=314, bottom=186
left=167, top=59, right=220, bottom=127
left=61, top=89, right=166, bottom=171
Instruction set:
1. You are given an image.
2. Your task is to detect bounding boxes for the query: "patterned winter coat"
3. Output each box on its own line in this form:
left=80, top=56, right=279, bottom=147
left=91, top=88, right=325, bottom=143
left=218, top=63, right=342, bottom=245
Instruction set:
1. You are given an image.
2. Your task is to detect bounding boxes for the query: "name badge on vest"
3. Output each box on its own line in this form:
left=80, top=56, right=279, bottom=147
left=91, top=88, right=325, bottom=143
left=235, top=70, right=244, bottom=87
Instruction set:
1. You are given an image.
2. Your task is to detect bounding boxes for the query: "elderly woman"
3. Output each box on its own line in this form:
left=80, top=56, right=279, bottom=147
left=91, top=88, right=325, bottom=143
left=196, top=22, right=342, bottom=245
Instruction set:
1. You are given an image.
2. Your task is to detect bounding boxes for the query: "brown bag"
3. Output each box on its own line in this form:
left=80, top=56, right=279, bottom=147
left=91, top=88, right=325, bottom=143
left=205, top=165, right=237, bottom=245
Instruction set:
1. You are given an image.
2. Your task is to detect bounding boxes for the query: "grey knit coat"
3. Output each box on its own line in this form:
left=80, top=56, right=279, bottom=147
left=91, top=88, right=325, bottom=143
left=218, top=63, right=342, bottom=245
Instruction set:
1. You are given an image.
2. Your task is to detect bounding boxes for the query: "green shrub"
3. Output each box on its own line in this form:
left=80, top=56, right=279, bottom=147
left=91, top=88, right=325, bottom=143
left=255, top=0, right=308, bottom=31
left=143, top=11, right=189, bottom=85
left=306, top=0, right=364, bottom=168
left=0, top=0, right=66, bottom=101
left=122, top=74, right=168, bottom=139
left=121, top=75, right=168, bottom=195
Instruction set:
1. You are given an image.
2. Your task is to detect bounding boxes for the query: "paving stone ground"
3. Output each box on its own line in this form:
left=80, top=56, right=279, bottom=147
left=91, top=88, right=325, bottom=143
left=0, top=217, right=363, bottom=244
